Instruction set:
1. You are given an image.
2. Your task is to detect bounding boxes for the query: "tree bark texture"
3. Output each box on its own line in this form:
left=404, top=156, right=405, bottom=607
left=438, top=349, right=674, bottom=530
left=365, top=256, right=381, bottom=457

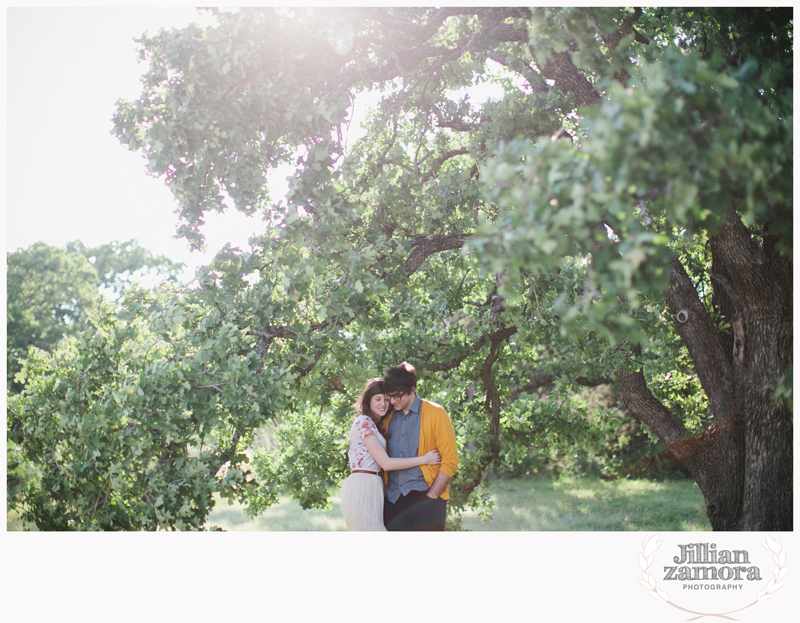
left=619, top=211, right=792, bottom=530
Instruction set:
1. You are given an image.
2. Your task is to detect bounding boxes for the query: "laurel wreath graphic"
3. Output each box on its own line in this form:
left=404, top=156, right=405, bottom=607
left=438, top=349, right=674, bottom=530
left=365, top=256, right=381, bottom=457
left=638, top=534, right=788, bottom=620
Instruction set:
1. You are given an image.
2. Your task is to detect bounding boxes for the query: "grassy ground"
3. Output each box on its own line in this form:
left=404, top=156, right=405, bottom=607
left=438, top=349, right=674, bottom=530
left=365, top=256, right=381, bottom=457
left=204, top=475, right=711, bottom=532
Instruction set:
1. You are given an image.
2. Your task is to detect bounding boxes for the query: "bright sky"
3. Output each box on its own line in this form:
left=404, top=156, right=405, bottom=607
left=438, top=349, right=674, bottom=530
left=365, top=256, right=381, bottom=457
left=6, top=6, right=281, bottom=277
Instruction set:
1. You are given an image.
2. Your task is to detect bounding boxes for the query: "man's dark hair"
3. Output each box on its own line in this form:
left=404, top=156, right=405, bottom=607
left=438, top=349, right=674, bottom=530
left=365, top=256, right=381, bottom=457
left=383, top=362, right=417, bottom=395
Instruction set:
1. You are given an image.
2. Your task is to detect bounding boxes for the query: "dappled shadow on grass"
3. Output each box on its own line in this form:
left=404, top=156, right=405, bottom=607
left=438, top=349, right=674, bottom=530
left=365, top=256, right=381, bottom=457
left=459, top=476, right=711, bottom=532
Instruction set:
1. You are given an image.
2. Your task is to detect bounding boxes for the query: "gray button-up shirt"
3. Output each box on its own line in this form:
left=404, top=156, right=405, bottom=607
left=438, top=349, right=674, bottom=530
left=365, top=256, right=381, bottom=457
left=385, top=393, right=429, bottom=503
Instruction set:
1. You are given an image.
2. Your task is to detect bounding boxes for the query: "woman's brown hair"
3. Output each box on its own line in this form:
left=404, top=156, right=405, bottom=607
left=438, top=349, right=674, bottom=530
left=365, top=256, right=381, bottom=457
left=355, top=377, right=392, bottom=439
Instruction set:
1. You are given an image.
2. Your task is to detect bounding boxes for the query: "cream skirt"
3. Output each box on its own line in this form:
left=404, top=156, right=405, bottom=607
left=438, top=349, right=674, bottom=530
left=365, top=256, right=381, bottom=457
left=340, top=472, right=386, bottom=531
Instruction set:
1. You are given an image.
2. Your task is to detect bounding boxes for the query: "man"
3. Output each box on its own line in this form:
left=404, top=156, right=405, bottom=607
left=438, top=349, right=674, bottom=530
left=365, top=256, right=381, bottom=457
left=381, top=362, right=458, bottom=531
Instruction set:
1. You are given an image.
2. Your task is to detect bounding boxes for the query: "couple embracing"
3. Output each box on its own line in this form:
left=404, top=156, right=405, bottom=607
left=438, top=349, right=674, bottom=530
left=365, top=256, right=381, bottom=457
left=340, top=362, right=459, bottom=531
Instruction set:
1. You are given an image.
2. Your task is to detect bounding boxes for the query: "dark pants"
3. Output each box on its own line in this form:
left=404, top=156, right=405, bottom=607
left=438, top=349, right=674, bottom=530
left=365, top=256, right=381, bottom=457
left=384, top=489, right=447, bottom=531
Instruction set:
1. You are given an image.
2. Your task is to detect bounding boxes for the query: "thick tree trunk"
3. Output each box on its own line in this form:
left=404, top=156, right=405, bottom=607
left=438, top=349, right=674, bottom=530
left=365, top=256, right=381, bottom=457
left=619, top=211, right=792, bottom=530
left=710, top=212, right=793, bottom=530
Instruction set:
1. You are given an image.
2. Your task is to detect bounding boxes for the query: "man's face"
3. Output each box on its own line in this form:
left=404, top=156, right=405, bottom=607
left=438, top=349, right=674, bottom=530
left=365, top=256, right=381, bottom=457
left=388, top=388, right=415, bottom=414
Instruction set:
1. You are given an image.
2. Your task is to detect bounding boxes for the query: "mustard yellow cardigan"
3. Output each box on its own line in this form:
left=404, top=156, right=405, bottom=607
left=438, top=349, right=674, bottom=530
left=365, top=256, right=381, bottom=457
left=381, top=399, right=459, bottom=500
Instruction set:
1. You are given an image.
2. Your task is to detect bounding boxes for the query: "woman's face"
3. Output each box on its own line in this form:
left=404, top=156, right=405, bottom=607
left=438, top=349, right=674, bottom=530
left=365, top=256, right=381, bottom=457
left=369, top=393, right=389, bottom=419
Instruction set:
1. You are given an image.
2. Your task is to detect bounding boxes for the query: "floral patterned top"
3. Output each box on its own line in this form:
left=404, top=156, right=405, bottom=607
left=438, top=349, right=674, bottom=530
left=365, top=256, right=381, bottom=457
left=348, top=415, right=386, bottom=472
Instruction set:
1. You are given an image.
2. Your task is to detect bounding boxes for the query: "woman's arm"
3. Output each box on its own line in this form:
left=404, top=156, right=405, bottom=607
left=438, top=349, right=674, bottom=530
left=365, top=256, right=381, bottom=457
left=363, top=435, right=440, bottom=472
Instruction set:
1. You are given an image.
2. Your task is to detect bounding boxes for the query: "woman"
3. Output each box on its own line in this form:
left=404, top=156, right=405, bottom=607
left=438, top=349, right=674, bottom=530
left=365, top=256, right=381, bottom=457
left=340, top=378, right=441, bottom=531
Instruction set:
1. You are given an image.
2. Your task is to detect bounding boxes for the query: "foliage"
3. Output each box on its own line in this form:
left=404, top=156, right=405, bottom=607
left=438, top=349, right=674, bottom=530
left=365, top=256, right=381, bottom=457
left=8, top=283, right=297, bottom=529
left=6, top=240, right=184, bottom=390
left=8, top=243, right=98, bottom=390
left=10, top=7, right=792, bottom=529
left=6, top=240, right=186, bottom=516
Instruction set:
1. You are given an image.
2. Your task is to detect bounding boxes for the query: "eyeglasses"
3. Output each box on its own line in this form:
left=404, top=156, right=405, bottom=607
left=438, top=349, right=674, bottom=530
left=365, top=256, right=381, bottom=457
left=387, top=392, right=407, bottom=402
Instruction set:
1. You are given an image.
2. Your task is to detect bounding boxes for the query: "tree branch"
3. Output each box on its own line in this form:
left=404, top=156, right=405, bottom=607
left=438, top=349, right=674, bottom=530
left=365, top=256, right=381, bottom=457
left=712, top=210, right=792, bottom=312
left=419, top=148, right=470, bottom=184
left=665, top=256, right=734, bottom=418
left=617, top=351, right=691, bottom=449
left=403, top=233, right=471, bottom=277
left=426, top=335, right=486, bottom=373
left=508, top=374, right=613, bottom=399
left=485, top=50, right=549, bottom=94
left=424, top=324, right=518, bottom=373
left=460, top=326, right=517, bottom=497
left=535, top=49, right=602, bottom=107
left=209, top=429, right=241, bottom=477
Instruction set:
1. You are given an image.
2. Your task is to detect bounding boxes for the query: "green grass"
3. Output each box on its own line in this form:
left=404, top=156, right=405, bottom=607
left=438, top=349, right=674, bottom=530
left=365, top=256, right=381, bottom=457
left=206, top=493, right=348, bottom=531
left=457, top=476, right=711, bottom=531
left=6, top=509, right=30, bottom=531
left=204, top=475, right=711, bottom=532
